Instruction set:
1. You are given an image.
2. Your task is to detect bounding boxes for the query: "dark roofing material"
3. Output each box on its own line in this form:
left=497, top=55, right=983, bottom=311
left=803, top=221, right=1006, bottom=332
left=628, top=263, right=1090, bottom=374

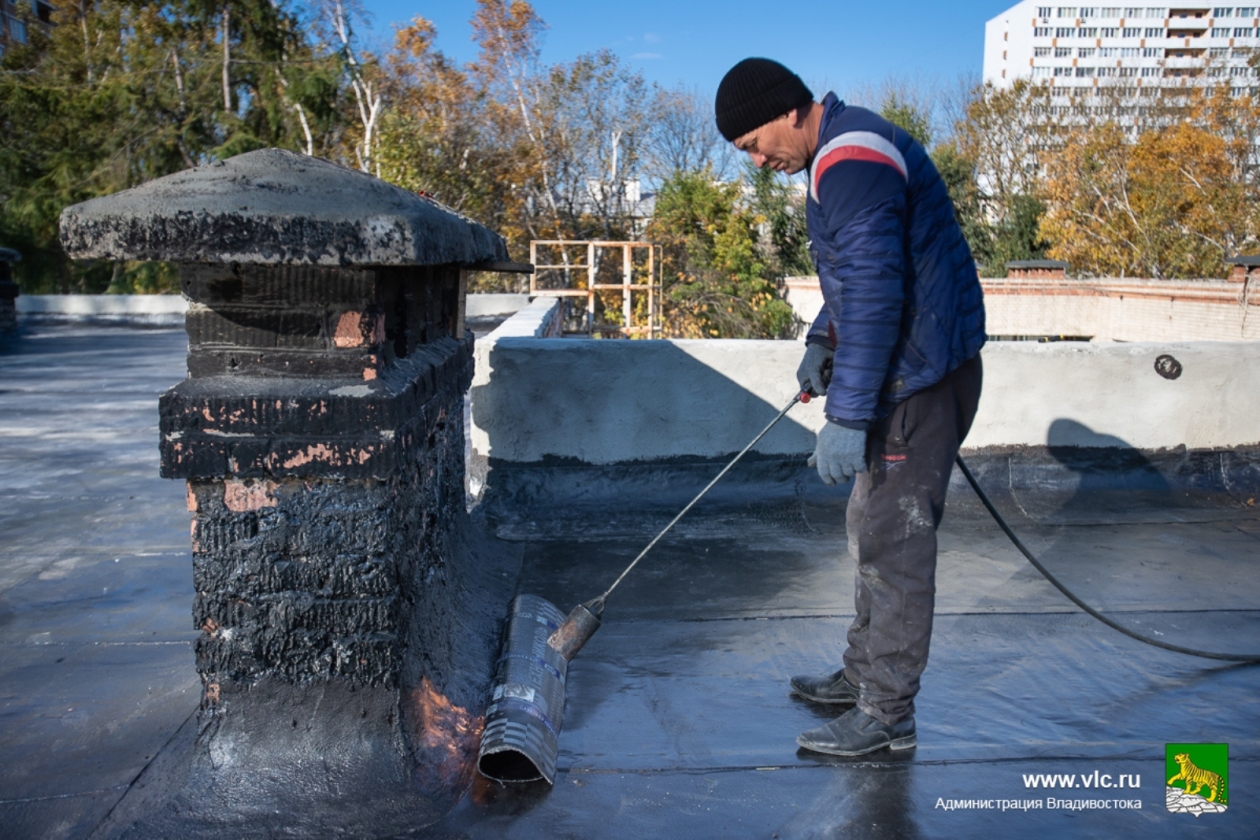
left=58, top=149, right=507, bottom=267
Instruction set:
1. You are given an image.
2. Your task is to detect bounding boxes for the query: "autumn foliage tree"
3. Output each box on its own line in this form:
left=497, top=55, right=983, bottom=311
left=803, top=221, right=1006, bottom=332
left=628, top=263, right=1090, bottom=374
left=1039, top=87, right=1260, bottom=278
left=648, top=169, right=796, bottom=339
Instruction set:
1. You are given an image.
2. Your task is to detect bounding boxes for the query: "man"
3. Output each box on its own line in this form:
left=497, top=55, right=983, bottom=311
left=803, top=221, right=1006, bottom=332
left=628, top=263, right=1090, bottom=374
left=714, top=58, right=986, bottom=756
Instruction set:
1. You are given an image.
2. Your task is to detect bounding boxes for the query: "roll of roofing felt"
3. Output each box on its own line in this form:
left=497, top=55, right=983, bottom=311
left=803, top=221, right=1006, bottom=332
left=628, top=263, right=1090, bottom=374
left=477, top=594, right=569, bottom=785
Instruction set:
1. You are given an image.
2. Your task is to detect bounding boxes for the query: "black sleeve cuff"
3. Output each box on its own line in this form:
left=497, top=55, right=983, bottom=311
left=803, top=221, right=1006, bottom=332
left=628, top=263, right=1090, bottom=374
left=805, top=335, right=835, bottom=351
left=825, top=415, right=870, bottom=431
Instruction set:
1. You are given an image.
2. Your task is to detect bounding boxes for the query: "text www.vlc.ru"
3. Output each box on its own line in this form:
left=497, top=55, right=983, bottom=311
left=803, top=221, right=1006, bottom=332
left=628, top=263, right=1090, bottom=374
left=1024, top=772, right=1141, bottom=789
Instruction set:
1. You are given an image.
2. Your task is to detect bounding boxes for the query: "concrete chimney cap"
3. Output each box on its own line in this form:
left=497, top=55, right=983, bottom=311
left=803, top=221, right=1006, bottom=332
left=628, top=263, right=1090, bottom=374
left=58, top=148, right=508, bottom=267
left=1005, top=259, right=1068, bottom=269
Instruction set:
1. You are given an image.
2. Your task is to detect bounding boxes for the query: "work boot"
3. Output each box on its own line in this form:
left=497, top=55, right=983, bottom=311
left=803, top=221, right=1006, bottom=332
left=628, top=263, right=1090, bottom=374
left=789, top=668, right=859, bottom=704
left=796, top=707, right=916, bottom=756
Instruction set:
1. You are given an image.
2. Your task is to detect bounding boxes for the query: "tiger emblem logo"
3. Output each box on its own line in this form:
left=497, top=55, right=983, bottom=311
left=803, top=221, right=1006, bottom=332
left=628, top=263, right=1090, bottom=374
left=1168, top=753, right=1227, bottom=804
left=1166, top=743, right=1229, bottom=817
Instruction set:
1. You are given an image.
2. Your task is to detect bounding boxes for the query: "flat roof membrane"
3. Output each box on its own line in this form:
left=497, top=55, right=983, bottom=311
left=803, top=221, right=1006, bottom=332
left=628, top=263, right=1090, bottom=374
left=1, top=324, right=1257, bottom=838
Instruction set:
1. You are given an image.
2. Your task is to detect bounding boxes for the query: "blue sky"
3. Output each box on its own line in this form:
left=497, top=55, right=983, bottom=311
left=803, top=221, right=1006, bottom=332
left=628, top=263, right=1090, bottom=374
left=353, top=0, right=1016, bottom=101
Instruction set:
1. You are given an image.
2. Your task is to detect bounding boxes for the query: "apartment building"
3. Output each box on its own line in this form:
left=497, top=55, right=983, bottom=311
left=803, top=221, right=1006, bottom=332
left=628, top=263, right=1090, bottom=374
left=984, top=3, right=1260, bottom=97
left=1, top=0, right=55, bottom=55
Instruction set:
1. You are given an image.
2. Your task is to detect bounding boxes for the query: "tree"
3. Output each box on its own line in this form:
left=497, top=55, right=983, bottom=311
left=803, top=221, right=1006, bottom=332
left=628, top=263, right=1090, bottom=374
left=930, top=141, right=993, bottom=267
left=537, top=49, right=648, bottom=241
left=878, top=94, right=933, bottom=149
left=746, top=163, right=811, bottom=280
left=0, top=0, right=336, bottom=291
left=953, top=80, right=1052, bottom=273
left=376, top=17, right=521, bottom=233
left=643, top=86, right=732, bottom=182
left=1038, top=90, right=1257, bottom=279
left=648, top=168, right=795, bottom=339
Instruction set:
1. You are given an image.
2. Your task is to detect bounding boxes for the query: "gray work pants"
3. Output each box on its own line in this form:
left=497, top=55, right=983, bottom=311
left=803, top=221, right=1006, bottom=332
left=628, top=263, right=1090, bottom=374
left=842, top=354, right=983, bottom=725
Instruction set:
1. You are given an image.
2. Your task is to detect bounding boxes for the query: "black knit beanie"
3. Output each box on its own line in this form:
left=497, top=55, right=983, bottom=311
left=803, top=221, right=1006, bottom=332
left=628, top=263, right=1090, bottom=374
left=714, top=58, right=814, bottom=142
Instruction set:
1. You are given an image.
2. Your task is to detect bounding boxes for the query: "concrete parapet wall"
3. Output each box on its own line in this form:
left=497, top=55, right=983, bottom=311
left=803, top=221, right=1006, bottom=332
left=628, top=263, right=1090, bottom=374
left=465, top=293, right=530, bottom=319
left=471, top=306, right=1260, bottom=465
left=17, top=293, right=188, bottom=317
left=485, top=296, right=563, bottom=339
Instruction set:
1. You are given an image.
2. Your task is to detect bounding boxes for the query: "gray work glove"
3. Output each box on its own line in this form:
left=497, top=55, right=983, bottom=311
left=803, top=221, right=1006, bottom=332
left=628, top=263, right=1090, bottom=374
left=796, top=342, right=834, bottom=397
left=808, top=421, right=867, bottom=486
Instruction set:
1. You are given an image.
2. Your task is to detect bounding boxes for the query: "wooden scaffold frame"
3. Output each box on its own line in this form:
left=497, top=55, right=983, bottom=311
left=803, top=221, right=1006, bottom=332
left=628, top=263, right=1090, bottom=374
left=528, top=240, right=662, bottom=338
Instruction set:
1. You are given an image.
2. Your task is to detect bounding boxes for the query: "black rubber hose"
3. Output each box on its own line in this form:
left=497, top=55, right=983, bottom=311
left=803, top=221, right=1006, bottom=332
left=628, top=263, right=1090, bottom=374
left=955, top=455, right=1260, bottom=663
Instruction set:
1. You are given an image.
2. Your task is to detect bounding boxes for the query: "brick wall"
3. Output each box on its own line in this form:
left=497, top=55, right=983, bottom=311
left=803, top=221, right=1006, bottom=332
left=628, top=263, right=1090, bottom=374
left=0, top=262, right=16, bottom=334
left=785, top=275, right=1260, bottom=341
left=982, top=278, right=1260, bottom=341
left=161, top=264, right=473, bottom=695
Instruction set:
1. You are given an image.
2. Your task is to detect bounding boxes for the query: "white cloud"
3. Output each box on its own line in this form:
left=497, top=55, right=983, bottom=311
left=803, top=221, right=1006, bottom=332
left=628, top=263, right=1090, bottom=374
left=632, top=52, right=664, bottom=60
left=643, top=32, right=662, bottom=43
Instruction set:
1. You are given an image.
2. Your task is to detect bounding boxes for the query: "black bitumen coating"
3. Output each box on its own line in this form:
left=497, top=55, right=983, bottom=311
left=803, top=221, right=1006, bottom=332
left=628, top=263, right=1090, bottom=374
left=3, top=324, right=1259, bottom=839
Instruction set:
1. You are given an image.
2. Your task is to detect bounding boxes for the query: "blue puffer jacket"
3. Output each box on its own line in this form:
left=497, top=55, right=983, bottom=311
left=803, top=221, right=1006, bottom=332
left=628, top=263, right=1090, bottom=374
left=806, top=93, right=986, bottom=429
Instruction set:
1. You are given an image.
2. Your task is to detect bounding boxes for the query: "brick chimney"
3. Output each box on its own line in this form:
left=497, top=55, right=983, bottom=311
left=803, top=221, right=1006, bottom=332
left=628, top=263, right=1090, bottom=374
left=1006, top=259, right=1068, bottom=280
left=59, top=150, right=515, bottom=835
left=1228, top=255, right=1260, bottom=283
left=0, top=247, right=19, bottom=335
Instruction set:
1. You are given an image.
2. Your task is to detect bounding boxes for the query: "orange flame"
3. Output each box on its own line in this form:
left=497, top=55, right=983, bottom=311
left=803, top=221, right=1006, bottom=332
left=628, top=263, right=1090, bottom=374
left=412, top=676, right=484, bottom=786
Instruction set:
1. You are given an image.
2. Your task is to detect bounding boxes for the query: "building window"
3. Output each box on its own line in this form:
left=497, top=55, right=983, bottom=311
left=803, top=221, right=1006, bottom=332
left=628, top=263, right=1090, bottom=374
left=1209, top=45, right=1229, bottom=54
left=1058, top=6, right=1078, bottom=16
left=1232, top=64, right=1250, bottom=73
left=1235, top=26, right=1255, bottom=35
left=1212, top=26, right=1232, bottom=34
left=1098, top=66, right=1119, bottom=75
left=1238, top=6, right=1256, bottom=14
left=1057, top=26, right=1077, bottom=35
left=1102, top=26, right=1120, bottom=34
left=1143, top=46, right=1162, bottom=54
left=1145, top=26, right=1165, bottom=35
left=1121, top=46, right=1141, bottom=54
left=1233, top=46, right=1253, bottom=54
left=1081, top=6, right=1098, bottom=15
left=1141, top=66, right=1161, bottom=74
left=1076, top=66, right=1097, bottom=75
left=1055, top=66, right=1075, bottom=75
left=1079, top=46, right=1097, bottom=55
left=1035, top=26, right=1053, bottom=35
left=1124, top=6, right=1142, bottom=14
left=1145, top=7, right=1166, bottom=16
left=1123, top=26, right=1142, bottom=35
left=1102, top=6, right=1121, bottom=15
left=1038, top=6, right=1053, bottom=16
left=1120, top=65, right=1139, bottom=74
left=1035, top=46, right=1052, bottom=55
left=1081, top=26, right=1100, bottom=34
left=1208, top=66, right=1227, bottom=75
left=1032, top=66, right=1054, bottom=77
left=9, top=16, right=25, bottom=43
left=1214, top=7, right=1234, bottom=15
left=1056, top=45, right=1074, bottom=55
left=1100, top=46, right=1119, bottom=54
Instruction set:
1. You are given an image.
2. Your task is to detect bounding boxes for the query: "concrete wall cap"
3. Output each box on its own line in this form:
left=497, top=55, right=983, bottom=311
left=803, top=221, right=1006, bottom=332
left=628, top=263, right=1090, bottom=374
left=58, top=149, right=508, bottom=267
left=1229, top=255, right=1260, bottom=267
left=1006, top=260, right=1068, bottom=269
